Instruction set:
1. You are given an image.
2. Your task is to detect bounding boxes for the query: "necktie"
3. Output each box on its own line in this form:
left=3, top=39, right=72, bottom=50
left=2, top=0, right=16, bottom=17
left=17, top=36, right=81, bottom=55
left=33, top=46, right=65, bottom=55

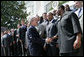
left=78, top=8, right=82, bottom=18
left=47, top=21, right=49, bottom=25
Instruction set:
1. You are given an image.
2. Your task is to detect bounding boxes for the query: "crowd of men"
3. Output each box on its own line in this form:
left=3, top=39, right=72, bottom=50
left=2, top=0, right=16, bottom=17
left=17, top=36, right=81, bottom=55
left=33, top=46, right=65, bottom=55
left=1, top=1, right=83, bottom=56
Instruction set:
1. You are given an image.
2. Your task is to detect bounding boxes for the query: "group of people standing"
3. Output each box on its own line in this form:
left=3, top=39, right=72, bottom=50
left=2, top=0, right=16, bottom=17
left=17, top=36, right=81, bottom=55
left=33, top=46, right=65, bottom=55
left=1, top=19, right=29, bottom=56
left=1, top=1, right=83, bottom=56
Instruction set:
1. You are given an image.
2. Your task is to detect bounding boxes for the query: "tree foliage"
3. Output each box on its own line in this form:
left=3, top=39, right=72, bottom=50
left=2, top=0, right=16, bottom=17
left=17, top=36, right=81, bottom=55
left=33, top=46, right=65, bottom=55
left=1, top=1, right=28, bottom=29
left=58, top=1, right=68, bottom=6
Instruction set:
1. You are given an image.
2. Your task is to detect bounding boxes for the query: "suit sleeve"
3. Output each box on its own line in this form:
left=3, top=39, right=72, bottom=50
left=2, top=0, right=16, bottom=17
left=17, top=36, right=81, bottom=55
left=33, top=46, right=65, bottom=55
left=70, top=12, right=82, bottom=34
left=28, top=28, right=45, bottom=46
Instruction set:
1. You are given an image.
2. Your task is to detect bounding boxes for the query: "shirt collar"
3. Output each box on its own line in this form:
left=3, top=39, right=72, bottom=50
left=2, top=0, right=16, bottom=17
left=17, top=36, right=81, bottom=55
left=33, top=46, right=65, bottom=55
left=49, top=19, right=55, bottom=23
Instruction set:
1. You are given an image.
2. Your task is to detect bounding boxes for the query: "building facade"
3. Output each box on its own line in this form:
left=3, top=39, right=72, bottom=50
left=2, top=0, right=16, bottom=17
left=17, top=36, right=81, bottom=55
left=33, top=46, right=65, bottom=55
left=25, top=1, right=75, bottom=20
left=25, top=1, right=59, bottom=20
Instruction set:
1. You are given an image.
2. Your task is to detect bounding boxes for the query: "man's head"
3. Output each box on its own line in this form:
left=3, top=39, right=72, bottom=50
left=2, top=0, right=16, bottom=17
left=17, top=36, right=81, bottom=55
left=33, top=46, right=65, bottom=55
left=21, top=19, right=25, bottom=25
left=65, top=4, right=70, bottom=11
left=17, top=24, right=21, bottom=28
left=4, top=30, right=8, bottom=34
left=42, top=13, right=47, bottom=20
left=36, top=15, right=40, bottom=21
left=57, top=5, right=65, bottom=16
left=7, top=30, right=10, bottom=34
left=53, top=10, right=57, bottom=16
left=30, top=17, right=38, bottom=26
left=47, top=12, right=53, bottom=21
left=75, top=1, right=83, bottom=8
left=11, top=29, right=15, bottom=32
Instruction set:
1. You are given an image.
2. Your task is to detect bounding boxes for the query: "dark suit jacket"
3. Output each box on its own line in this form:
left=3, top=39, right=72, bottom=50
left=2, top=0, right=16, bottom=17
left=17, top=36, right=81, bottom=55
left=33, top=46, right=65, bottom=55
left=27, top=25, right=45, bottom=56
left=46, top=19, right=58, bottom=46
left=20, top=25, right=27, bottom=43
left=2, top=34, right=9, bottom=47
left=8, top=33, right=13, bottom=45
left=14, top=30, right=17, bottom=43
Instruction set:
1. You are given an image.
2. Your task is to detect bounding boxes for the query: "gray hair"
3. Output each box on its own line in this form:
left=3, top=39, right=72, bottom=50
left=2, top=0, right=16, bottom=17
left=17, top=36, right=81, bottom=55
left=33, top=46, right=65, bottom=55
left=28, top=17, right=36, bottom=26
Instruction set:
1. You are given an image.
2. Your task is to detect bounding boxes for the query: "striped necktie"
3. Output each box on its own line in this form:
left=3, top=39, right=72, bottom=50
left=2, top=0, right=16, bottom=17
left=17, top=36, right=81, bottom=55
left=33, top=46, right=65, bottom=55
left=78, top=8, right=82, bottom=18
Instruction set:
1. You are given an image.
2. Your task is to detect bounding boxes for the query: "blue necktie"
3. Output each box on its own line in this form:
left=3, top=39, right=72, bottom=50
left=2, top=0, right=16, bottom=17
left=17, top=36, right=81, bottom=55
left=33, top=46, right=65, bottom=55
left=78, top=8, right=82, bottom=18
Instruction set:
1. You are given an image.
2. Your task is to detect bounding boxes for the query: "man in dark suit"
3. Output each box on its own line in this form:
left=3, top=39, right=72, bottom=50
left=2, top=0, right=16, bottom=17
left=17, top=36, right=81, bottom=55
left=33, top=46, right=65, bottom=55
left=16, top=24, right=22, bottom=56
left=56, top=5, right=82, bottom=56
left=2, top=31, right=10, bottom=56
left=37, top=13, right=48, bottom=39
left=27, top=17, right=45, bottom=56
left=10, top=29, right=15, bottom=56
left=45, top=12, right=59, bottom=56
left=7, top=30, right=13, bottom=56
left=7, top=30, right=16, bottom=56
left=13, top=29, right=18, bottom=56
left=19, top=19, right=27, bottom=56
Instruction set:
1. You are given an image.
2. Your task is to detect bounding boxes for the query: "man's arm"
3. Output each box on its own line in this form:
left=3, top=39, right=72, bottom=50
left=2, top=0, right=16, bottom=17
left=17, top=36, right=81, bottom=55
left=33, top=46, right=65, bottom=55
left=73, top=32, right=81, bottom=49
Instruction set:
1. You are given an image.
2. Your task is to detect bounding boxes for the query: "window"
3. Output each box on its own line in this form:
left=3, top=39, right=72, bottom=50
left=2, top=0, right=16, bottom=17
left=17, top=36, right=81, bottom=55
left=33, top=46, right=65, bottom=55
left=45, top=2, right=53, bottom=13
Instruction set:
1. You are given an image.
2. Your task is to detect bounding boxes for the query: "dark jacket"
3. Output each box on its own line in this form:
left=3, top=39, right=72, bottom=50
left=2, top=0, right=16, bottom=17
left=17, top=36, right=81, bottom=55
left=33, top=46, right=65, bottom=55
left=46, top=19, right=58, bottom=46
left=27, top=25, right=45, bottom=56
left=20, top=25, right=27, bottom=43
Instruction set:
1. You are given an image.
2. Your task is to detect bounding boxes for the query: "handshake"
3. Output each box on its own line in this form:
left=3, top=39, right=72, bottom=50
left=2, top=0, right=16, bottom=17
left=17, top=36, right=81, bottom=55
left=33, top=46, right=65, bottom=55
left=45, top=36, right=58, bottom=44
left=45, top=38, right=52, bottom=44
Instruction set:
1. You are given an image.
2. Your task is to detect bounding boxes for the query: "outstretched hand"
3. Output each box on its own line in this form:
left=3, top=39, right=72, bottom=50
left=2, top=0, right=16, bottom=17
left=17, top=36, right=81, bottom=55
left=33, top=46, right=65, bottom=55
left=45, top=38, right=52, bottom=44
